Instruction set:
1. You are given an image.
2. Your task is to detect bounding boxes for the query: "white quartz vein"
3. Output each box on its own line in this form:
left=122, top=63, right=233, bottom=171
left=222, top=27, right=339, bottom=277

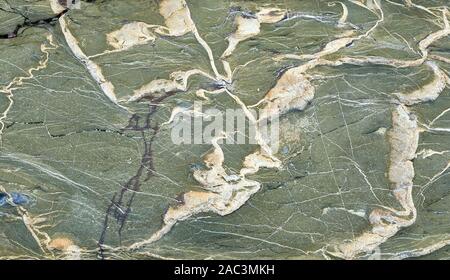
left=0, top=34, right=57, bottom=146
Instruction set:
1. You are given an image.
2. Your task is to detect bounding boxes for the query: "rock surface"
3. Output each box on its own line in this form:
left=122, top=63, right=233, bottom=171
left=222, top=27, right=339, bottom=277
left=0, top=0, right=449, bottom=260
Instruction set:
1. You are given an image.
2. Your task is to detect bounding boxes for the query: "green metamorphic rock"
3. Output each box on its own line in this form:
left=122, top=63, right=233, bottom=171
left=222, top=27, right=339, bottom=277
left=0, top=0, right=449, bottom=260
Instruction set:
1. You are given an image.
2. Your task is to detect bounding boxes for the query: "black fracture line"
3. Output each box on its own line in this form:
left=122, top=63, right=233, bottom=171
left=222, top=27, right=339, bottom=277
left=97, top=92, right=175, bottom=259
left=0, top=8, right=68, bottom=39
left=98, top=107, right=156, bottom=259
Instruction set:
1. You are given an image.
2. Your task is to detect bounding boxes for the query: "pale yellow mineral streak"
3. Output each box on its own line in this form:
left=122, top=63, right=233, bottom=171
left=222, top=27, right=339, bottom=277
left=240, top=149, right=281, bottom=177
left=387, top=236, right=450, bottom=260
left=418, top=8, right=450, bottom=56
left=49, top=0, right=66, bottom=14
left=341, top=7, right=449, bottom=66
left=430, top=54, right=450, bottom=65
left=349, top=0, right=383, bottom=12
left=247, top=59, right=335, bottom=152
left=57, top=16, right=126, bottom=108
left=394, top=61, right=448, bottom=105
left=195, top=88, right=227, bottom=100
left=403, top=0, right=442, bottom=18
left=328, top=1, right=349, bottom=28
left=334, top=105, right=419, bottom=259
left=279, top=0, right=384, bottom=61
left=276, top=3, right=448, bottom=70
left=334, top=56, right=424, bottom=68
left=0, top=34, right=57, bottom=144
left=416, top=148, right=450, bottom=159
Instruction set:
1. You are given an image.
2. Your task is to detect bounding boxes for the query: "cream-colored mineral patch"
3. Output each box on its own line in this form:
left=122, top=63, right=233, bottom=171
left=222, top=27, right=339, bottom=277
left=49, top=237, right=81, bottom=260
left=155, top=0, right=195, bottom=36
left=128, top=69, right=214, bottom=102
left=388, top=106, right=419, bottom=188
left=222, top=15, right=261, bottom=58
left=49, top=237, right=74, bottom=251
left=258, top=67, right=315, bottom=122
left=106, top=22, right=156, bottom=51
left=222, top=8, right=287, bottom=58
left=240, top=149, right=281, bottom=176
left=164, top=191, right=220, bottom=224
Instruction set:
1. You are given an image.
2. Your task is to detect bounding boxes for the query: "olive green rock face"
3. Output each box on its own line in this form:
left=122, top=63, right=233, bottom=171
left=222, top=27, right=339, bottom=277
left=0, top=0, right=449, bottom=260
